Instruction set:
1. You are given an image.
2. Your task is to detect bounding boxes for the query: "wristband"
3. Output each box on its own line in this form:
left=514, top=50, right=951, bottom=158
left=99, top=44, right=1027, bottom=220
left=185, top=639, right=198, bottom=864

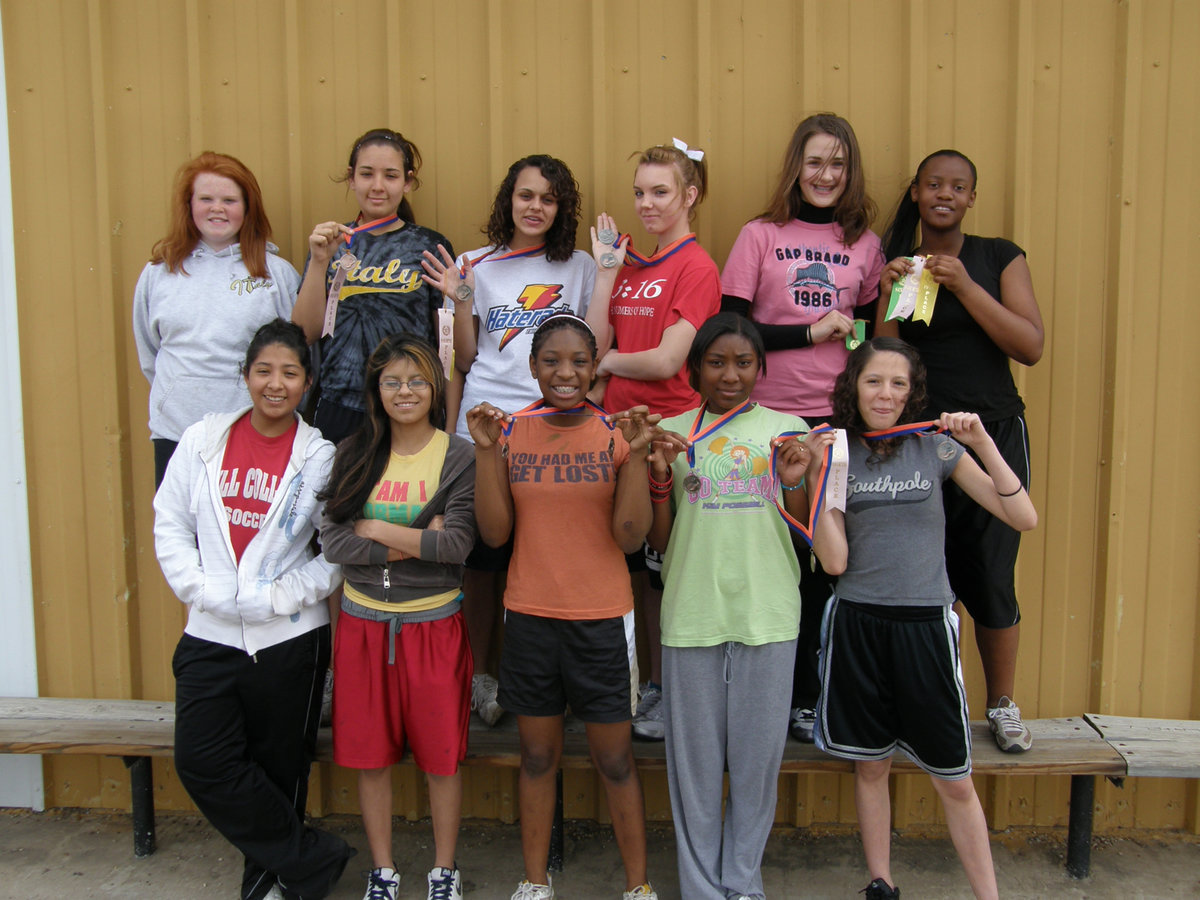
left=997, top=484, right=1023, bottom=497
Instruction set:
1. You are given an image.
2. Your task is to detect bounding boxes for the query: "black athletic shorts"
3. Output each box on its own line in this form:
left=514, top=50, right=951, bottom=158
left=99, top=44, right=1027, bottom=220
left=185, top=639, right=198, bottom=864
left=816, top=597, right=972, bottom=779
left=498, top=609, right=636, bottom=723
left=944, top=413, right=1030, bottom=629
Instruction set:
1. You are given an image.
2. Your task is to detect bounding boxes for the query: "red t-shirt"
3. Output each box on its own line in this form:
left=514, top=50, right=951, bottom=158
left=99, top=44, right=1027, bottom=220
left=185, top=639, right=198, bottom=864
left=218, top=414, right=298, bottom=563
left=603, top=237, right=720, bottom=417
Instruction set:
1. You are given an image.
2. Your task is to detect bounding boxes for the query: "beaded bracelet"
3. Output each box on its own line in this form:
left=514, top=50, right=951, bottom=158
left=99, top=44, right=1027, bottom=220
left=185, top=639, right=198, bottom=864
left=780, top=480, right=806, bottom=492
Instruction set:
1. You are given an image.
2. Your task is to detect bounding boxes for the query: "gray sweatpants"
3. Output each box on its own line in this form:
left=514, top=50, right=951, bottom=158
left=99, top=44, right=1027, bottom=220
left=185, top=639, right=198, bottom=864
left=663, top=639, right=796, bottom=900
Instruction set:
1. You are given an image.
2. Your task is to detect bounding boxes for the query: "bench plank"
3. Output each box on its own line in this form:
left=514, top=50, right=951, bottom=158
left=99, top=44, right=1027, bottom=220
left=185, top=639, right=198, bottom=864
left=1084, top=714, right=1200, bottom=778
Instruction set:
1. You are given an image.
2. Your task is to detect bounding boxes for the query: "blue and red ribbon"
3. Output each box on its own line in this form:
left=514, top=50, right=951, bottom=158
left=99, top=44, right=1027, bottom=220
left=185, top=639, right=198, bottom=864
left=614, top=233, right=697, bottom=269
left=501, top=398, right=615, bottom=436
left=461, top=243, right=546, bottom=276
left=343, top=214, right=401, bottom=248
left=769, top=420, right=944, bottom=547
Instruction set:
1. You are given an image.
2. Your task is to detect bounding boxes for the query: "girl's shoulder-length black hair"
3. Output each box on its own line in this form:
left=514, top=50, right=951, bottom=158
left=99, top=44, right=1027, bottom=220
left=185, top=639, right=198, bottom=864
left=319, top=333, right=446, bottom=522
left=830, top=336, right=928, bottom=463
left=484, top=155, right=582, bottom=263
left=685, top=312, right=767, bottom=392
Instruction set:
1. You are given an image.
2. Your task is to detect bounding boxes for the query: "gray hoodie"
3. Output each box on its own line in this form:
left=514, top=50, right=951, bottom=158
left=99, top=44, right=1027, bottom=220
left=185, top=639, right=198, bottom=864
left=133, top=241, right=300, bottom=441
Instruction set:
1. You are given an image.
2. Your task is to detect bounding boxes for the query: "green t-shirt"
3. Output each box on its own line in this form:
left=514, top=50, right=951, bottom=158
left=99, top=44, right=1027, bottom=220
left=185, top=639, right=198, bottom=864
left=660, top=404, right=806, bottom=647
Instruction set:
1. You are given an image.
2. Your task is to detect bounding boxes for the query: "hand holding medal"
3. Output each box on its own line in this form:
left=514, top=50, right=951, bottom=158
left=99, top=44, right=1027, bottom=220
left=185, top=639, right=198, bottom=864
left=421, top=243, right=475, bottom=305
left=308, top=220, right=354, bottom=267
left=465, top=401, right=511, bottom=450
left=590, top=213, right=629, bottom=270
left=771, top=434, right=811, bottom=489
left=605, top=405, right=669, bottom=457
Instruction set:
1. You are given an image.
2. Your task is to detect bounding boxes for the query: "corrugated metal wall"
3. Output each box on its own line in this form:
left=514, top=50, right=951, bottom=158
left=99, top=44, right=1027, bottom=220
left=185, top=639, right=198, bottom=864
left=3, top=0, right=1197, bottom=832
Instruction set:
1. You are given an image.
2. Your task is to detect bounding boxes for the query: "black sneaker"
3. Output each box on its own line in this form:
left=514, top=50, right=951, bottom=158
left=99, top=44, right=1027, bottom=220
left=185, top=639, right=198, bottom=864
left=860, top=877, right=900, bottom=899
left=789, top=706, right=816, bottom=743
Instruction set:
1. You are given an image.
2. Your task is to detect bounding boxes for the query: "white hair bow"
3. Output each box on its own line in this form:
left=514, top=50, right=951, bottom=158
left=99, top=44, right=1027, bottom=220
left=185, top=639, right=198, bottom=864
left=672, top=137, right=704, bottom=162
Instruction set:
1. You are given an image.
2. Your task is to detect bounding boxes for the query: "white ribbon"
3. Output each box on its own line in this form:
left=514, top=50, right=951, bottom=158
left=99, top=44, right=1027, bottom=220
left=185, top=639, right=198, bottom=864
left=672, top=137, right=704, bottom=162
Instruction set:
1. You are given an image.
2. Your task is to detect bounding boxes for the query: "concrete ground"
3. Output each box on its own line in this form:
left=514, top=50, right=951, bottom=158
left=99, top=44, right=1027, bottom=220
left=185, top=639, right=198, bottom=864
left=1, top=809, right=1198, bottom=899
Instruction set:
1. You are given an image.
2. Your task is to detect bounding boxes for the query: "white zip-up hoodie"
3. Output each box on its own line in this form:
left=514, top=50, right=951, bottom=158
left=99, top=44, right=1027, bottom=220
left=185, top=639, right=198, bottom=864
left=153, top=408, right=340, bottom=656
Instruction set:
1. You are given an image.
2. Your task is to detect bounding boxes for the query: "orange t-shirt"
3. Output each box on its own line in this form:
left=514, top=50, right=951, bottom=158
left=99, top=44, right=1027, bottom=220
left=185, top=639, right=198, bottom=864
left=501, top=415, right=633, bottom=619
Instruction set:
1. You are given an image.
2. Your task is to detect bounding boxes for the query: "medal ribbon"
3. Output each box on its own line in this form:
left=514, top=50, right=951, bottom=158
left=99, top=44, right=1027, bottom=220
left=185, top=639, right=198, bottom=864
left=501, top=399, right=615, bottom=436
left=683, top=400, right=756, bottom=469
left=461, top=243, right=546, bottom=275
left=343, top=214, right=401, bottom=247
left=770, top=421, right=944, bottom=547
left=617, top=233, right=697, bottom=269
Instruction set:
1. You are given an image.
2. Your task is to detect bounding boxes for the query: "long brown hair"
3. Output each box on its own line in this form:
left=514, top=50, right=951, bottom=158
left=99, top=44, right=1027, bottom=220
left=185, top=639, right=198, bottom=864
left=150, top=151, right=272, bottom=278
left=320, top=334, right=447, bottom=523
left=758, top=114, right=875, bottom=246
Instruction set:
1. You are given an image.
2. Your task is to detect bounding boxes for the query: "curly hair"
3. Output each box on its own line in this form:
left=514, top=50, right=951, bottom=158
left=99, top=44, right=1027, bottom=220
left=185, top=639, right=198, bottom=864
left=320, top=333, right=447, bottom=522
left=484, top=155, right=581, bottom=263
left=150, top=151, right=273, bottom=277
left=757, top=113, right=875, bottom=246
left=830, top=337, right=928, bottom=463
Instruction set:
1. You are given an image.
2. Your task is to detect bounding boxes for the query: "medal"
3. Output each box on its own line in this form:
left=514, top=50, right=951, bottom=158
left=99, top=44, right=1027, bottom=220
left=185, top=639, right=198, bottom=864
left=608, top=436, right=615, bottom=457
left=600, top=252, right=618, bottom=269
left=598, top=227, right=617, bottom=245
left=683, top=472, right=702, bottom=493
left=455, top=282, right=473, bottom=302
left=321, top=252, right=357, bottom=338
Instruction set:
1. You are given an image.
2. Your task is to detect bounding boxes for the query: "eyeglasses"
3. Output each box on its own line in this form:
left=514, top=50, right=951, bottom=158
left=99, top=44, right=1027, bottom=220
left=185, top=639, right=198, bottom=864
left=379, top=377, right=431, bottom=393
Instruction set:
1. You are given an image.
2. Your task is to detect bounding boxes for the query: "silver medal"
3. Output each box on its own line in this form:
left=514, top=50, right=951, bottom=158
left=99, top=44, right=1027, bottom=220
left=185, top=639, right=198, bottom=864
left=683, top=472, right=702, bottom=493
left=600, top=252, right=619, bottom=269
left=598, top=227, right=617, bottom=245
left=455, top=283, right=473, bottom=302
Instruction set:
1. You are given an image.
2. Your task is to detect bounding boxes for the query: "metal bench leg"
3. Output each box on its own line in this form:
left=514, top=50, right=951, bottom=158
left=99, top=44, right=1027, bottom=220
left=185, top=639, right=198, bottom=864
left=548, top=769, right=564, bottom=872
left=1066, top=774, right=1093, bottom=878
left=123, top=756, right=156, bottom=858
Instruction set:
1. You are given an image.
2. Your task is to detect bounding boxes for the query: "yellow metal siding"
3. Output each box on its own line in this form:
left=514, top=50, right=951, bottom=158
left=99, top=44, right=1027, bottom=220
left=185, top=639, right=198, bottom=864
left=2, top=0, right=1197, bottom=832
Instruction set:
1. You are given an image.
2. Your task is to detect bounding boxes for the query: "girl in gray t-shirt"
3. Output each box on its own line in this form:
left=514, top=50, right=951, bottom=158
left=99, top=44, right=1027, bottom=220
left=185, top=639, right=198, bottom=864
left=803, top=337, right=1036, bottom=900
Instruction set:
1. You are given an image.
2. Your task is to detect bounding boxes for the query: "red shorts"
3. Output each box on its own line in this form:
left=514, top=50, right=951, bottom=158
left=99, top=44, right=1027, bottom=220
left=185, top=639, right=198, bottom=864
left=332, top=609, right=472, bottom=775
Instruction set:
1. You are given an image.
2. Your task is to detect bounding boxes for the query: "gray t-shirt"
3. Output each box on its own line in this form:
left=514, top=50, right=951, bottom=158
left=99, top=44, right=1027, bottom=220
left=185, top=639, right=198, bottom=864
left=835, top=433, right=964, bottom=606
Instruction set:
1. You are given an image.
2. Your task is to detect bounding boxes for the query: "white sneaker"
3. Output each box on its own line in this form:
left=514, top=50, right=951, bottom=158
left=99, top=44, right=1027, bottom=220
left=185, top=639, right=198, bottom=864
left=511, top=876, right=555, bottom=899
left=472, top=673, right=505, bottom=727
left=427, top=865, right=463, bottom=900
left=263, top=885, right=284, bottom=900
left=363, top=866, right=400, bottom=900
left=987, top=696, right=1033, bottom=752
left=623, top=883, right=658, bottom=899
left=632, top=684, right=664, bottom=740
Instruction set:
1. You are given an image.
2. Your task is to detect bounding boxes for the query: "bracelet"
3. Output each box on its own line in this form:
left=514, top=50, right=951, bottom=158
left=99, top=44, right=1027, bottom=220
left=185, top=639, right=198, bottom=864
left=648, top=470, right=673, bottom=490
left=781, top=480, right=806, bottom=492
left=997, top=484, right=1023, bottom=497
left=650, top=493, right=671, bottom=504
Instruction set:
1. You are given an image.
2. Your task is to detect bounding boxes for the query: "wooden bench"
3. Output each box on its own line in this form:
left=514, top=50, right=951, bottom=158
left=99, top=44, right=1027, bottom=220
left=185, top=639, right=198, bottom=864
left=4, top=697, right=1193, bottom=879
